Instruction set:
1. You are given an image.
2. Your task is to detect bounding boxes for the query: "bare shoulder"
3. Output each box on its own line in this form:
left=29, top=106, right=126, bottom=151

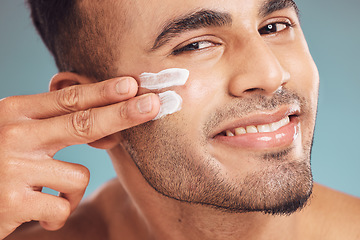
left=88, top=178, right=149, bottom=239
left=300, top=183, right=360, bottom=239
left=87, top=177, right=133, bottom=225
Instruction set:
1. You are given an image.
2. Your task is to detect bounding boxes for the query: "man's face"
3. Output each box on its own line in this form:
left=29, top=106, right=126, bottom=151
left=108, top=0, right=319, bottom=214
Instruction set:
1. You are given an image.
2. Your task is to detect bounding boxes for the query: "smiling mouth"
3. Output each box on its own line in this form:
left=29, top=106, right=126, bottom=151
left=211, top=109, right=300, bottom=150
left=219, top=115, right=292, bottom=137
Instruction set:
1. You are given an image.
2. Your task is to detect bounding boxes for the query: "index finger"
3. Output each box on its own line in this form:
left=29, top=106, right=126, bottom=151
left=28, top=93, right=160, bottom=155
left=1, top=76, right=139, bottom=121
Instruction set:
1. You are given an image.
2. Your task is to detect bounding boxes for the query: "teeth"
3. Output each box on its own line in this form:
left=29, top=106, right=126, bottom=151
left=225, top=116, right=290, bottom=137
left=270, top=121, right=282, bottom=132
left=235, top=127, right=246, bottom=135
left=226, top=130, right=234, bottom=137
left=246, top=126, right=258, bottom=133
left=282, top=116, right=290, bottom=125
left=257, top=124, right=271, bottom=133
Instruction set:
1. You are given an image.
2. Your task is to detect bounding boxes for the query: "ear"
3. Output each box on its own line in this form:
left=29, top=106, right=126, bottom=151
left=49, top=72, right=95, bottom=92
left=49, top=72, right=120, bottom=150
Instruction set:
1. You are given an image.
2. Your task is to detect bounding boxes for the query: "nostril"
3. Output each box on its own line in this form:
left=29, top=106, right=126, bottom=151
left=243, top=88, right=264, bottom=94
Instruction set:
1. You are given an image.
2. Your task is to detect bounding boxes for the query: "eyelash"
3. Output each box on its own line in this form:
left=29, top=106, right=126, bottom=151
left=172, top=41, right=218, bottom=55
left=172, top=20, right=294, bottom=55
left=258, top=21, right=293, bottom=35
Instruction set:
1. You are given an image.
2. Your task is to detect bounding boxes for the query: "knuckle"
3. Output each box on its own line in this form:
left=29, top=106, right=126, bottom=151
left=0, top=189, right=23, bottom=210
left=99, top=82, right=111, bottom=101
left=74, top=165, right=90, bottom=189
left=0, top=96, right=20, bottom=116
left=118, top=102, right=129, bottom=120
left=0, top=158, right=19, bottom=179
left=55, top=199, right=71, bottom=222
left=0, top=124, right=22, bottom=143
left=57, top=86, right=81, bottom=112
left=40, top=221, right=64, bottom=231
left=0, top=96, right=18, bottom=107
left=69, top=109, right=93, bottom=138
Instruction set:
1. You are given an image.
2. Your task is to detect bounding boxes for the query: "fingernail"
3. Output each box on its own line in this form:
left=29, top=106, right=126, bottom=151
left=137, top=95, right=153, bottom=113
left=116, top=78, right=130, bottom=94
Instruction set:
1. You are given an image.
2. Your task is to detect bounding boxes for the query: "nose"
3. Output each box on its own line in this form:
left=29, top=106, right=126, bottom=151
left=228, top=36, right=290, bottom=97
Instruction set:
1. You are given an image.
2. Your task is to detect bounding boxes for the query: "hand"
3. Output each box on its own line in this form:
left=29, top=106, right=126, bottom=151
left=0, top=76, right=159, bottom=239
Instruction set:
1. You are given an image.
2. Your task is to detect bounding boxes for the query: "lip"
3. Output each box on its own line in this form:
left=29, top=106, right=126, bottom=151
left=210, top=106, right=301, bottom=150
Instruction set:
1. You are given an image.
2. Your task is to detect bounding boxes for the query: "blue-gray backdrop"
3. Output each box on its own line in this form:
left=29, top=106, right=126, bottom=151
left=1, top=1, right=359, bottom=198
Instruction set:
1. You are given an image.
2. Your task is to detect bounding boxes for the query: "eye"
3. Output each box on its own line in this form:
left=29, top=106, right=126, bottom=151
left=258, top=22, right=292, bottom=35
left=172, top=41, right=216, bottom=55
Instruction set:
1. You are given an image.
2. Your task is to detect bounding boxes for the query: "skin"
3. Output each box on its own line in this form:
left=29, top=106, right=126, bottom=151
left=2, top=0, right=360, bottom=239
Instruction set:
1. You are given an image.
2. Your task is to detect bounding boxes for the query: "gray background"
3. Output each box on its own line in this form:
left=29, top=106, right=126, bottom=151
left=1, top=1, right=359, bottom=198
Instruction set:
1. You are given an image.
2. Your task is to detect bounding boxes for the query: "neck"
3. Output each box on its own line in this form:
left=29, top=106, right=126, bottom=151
left=142, top=200, right=300, bottom=240
left=108, top=146, right=302, bottom=240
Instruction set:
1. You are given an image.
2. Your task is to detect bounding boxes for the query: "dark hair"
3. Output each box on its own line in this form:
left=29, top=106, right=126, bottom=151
left=26, top=0, right=121, bottom=81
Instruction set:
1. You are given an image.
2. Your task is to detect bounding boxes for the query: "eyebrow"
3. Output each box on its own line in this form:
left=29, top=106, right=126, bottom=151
left=259, top=0, right=299, bottom=18
left=151, top=10, right=232, bottom=50
left=151, top=0, right=299, bottom=51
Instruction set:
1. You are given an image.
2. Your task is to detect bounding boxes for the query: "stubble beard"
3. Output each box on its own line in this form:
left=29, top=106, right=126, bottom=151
left=121, top=88, right=314, bottom=215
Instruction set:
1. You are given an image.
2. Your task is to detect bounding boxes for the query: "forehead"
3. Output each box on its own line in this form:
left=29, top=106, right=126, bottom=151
left=127, top=0, right=254, bottom=30
left=123, top=0, right=296, bottom=23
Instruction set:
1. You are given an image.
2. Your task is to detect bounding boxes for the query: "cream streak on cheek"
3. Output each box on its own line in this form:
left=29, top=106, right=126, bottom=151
left=139, top=68, right=189, bottom=90
left=138, top=68, right=189, bottom=120
left=154, top=91, right=183, bottom=120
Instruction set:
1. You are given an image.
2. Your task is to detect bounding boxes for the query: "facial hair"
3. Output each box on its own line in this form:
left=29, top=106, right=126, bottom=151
left=121, top=87, right=314, bottom=215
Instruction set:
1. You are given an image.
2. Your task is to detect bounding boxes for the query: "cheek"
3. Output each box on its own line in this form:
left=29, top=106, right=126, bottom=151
left=180, top=68, right=226, bottom=123
left=283, top=49, right=319, bottom=143
left=289, top=55, right=319, bottom=108
left=279, top=39, right=319, bottom=107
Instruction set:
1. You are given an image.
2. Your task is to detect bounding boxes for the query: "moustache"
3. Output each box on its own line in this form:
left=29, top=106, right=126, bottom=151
left=203, top=87, right=305, bottom=136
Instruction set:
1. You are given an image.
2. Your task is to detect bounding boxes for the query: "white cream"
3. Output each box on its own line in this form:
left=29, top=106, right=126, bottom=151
left=154, top=91, right=183, bottom=120
left=139, top=68, right=189, bottom=120
left=139, top=68, right=189, bottom=90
